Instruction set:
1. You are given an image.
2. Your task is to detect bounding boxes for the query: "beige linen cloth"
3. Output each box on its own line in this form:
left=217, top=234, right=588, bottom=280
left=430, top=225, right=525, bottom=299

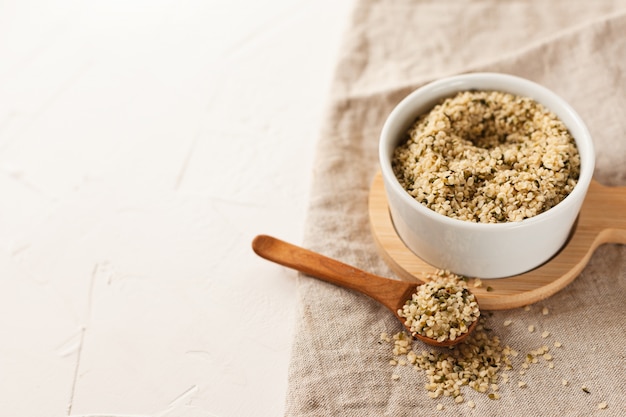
left=285, top=1, right=626, bottom=415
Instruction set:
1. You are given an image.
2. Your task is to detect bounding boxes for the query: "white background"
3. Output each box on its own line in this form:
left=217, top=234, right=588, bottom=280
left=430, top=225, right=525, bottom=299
left=0, top=0, right=353, bottom=415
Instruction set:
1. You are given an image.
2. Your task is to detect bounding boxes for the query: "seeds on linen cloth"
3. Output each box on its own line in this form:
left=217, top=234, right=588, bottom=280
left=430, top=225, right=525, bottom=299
left=398, top=272, right=480, bottom=342
left=383, top=289, right=575, bottom=409
left=392, top=90, right=580, bottom=223
left=388, top=321, right=513, bottom=403
left=381, top=300, right=584, bottom=409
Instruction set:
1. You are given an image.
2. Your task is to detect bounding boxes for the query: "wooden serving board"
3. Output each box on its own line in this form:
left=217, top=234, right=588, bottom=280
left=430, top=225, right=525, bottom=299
left=368, top=171, right=626, bottom=310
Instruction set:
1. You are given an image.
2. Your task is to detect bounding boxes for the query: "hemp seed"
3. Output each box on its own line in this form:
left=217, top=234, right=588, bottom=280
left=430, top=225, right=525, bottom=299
left=381, top=288, right=571, bottom=409
left=398, top=272, right=480, bottom=342
left=392, top=90, right=580, bottom=224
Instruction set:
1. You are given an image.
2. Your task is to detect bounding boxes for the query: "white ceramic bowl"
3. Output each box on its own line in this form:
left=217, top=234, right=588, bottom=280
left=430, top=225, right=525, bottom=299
left=379, top=73, right=595, bottom=278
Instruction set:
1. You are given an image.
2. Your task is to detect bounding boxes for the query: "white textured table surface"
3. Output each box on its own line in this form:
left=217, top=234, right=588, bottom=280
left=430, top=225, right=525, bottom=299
left=0, top=1, right=353, bottom=415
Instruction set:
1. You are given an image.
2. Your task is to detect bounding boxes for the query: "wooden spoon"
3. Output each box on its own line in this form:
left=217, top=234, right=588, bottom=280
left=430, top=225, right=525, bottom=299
left=252, top=234, right=478, bottom=347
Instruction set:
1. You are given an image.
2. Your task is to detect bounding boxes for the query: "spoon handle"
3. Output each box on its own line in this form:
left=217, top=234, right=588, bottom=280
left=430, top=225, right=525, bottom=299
left=251, top=234, right=413, bottom=312
left=252, top=234, right=478, bottom=347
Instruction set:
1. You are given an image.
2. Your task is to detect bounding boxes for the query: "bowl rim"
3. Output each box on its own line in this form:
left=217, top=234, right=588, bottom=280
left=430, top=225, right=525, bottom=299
left=379, top=72, right=595, bottom=231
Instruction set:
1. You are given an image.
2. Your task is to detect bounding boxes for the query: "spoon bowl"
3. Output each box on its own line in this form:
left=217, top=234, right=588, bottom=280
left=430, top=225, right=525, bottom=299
left=252, top=234, right=478, bottom=347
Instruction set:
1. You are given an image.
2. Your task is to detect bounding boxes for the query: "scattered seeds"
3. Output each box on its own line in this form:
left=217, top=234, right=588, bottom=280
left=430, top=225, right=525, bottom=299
left=542, top=307, right=549, bottom=315
left=598, top=402, right=607, bottom=410
left=486, top=286, right=494, bottom=292
left=381, top=273, right=571, bottom=409
left=524, top=305, right=531, bottom=312
left=474, top=278, right=483, bottom=288
left=385, top=317, right=512, bottom=402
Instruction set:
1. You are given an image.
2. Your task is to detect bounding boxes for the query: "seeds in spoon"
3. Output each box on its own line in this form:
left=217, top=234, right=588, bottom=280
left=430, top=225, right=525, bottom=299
left=398, top=272, right=480, bottom=342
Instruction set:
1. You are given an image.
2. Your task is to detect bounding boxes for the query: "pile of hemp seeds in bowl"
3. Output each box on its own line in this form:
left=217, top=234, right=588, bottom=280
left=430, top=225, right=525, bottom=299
left=391, top=90, right=580, bottom=224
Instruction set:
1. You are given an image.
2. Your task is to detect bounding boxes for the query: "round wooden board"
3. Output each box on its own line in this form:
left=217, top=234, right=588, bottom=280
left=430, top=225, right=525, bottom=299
left=368, top=170, right=626, bottom=310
